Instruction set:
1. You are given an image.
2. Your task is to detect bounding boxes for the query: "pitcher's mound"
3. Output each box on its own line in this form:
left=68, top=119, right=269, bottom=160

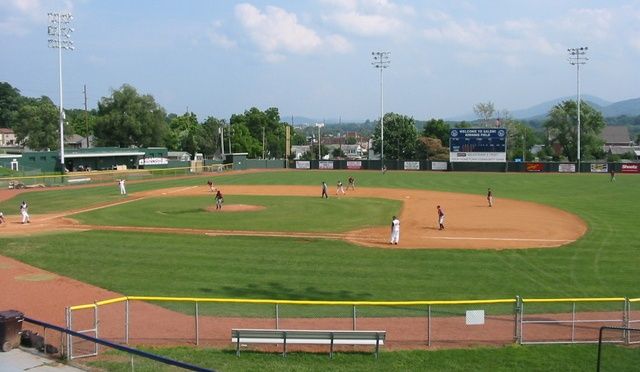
left=205, top=204, right=265, bottom=212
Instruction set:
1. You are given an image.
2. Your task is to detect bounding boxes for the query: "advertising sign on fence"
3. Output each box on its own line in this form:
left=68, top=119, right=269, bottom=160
left=558, top=163, right=576, bottom=173
left=432, top=161, right=448, bottom=171
left=295, top=161, right=310, bottom=169
left=404, top=161, right=420, bottom=170
left=346, top=161, right=362, bottom=170
left=449, top=128, right=507, bottom=162
left=138, top=157, right=168, bottom=166
left=590, top=163, right=608, bottom=173
left=319, top=161, right=334, bottom=169
left=526, top=163, right=543, bottom=172
left=621, top=164, right=640, bottom=173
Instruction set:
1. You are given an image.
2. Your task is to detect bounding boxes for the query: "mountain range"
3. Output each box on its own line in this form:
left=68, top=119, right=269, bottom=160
left=286, top=95, right=640, bottom=125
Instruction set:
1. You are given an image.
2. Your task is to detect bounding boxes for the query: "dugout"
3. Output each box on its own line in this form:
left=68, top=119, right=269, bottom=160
left=64, top=148, right=146, bottom=171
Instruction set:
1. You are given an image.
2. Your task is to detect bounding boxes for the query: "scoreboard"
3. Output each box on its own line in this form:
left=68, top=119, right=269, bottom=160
left=449, top=128, right=507, bottom=162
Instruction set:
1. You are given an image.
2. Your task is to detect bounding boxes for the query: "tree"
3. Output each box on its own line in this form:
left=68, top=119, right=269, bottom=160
left=229, top=123, right=261, bottom=156
left=94, top=84, right=169, bottom=147
left=13, top=96, right=63, bottom=150
left=168, top=112, right=201, bottom=157
left=66, top=108, right=98, bottom=138
left=0, top=82, right=23, bottom=128
left=473, top=102, right=495, bottom=127
left=544, top=100, right=605, bottom=161
left=416, top=136, right=449, bottom=161
left=371, top=113, right=418, bottom=160
left=422, top=118, right=450, bottom=145
left=331, top=147, right=346, bottom=159
left=200, top=117, right=226, bottom=156
left=230, top=107, right=284, bottom=158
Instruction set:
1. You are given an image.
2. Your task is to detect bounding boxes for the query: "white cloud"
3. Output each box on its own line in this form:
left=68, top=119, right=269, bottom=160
left=0, top=0, right=73, bottom=35
left=558, top=8, right=613, bottom=41
left=321, top=0, right=413, bottom=37
left=422, top=16, right=558, bottom=57
left=235, top=3, right=350, bottom=60
left=207, top=20, right=236, bottom=49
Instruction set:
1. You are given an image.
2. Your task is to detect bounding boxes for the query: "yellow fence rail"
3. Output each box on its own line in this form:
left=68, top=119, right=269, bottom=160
left=64, top=295, right=640, bottom=359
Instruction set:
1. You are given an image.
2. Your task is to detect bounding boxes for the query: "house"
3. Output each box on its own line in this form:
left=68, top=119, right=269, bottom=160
left=64, top=134, right=94, bottom=149
left=600, top=126, right=640, bottom=158
left=0, top=128, right=17, bottom=146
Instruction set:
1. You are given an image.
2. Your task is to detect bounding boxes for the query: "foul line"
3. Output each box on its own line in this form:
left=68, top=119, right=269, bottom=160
left=432, top=236, right=572, bottom=243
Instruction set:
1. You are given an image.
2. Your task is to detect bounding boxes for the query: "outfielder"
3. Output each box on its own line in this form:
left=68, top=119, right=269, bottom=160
left=390, top=216, right=400, bottom=244
left=321, top=181, right=328, bottom=198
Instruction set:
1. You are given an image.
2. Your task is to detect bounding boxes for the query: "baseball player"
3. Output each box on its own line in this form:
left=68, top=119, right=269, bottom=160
left=487, top=188, right=493, bottom=207
left=20, top=201, right=30, bottom=224
left=321, top=181, right=328, bottom=198
left=0, top=211, right=5, bottom=224
left=215, top=190, right=224, bottom=210
left=118, top=179, right=127, bottom=195
left=207, top=180, right=216, bottom=192
left=390, top=216, right=400, bottom=245
left=336, top=180, right=345, bottom=195
left=347, top=176, right=355, bottom=191
left=437, top=205, right=445, bottom=230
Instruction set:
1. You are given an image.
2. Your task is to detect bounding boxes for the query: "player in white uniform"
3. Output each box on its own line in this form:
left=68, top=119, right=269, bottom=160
left=0, top=211, right=6, bottom=224
left=336, top=180, right=345, bottom=195
left=20, top=201, right=30, bottom=224
left=390, top=216, right=400, bottom=244
left=118, top=179, right=127, bottom=195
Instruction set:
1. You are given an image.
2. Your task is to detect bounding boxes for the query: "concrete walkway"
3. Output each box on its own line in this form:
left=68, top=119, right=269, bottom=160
left=0, top=348, right=84, bottom=372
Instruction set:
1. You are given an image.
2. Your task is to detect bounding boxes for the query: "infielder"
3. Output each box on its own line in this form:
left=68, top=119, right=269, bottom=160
left=20, top=201, right=30, bottom=224
left=0, top=211, right=5, bottom=224
left=487, top=188, right=493, bottom=207
left=347, top=176, right=355, bottom=191
left=390, top=215, right=400, bottom=245
left=336, top=180, right=345, bottom=195
left=437, top=205, right=445, bottom=230
left=321, top=181, right=329, bottom=198
left=215, top=190, right=224, bottom=210
left=118, top=179, right=127, bottom=195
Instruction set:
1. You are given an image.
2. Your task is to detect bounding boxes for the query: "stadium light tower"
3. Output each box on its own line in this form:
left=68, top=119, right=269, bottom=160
left=371, top=51, right=390, bottom=169
left=315, top=122, right=324, bottom=160
left=48, top=12, right=74, bottom=172
left=568, top=46, right=588, bottom=170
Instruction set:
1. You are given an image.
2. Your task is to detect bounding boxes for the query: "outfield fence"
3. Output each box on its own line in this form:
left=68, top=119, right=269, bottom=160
left=0, top=164, right=233, bottom=189
left=63, top=295, right=640, bottom=360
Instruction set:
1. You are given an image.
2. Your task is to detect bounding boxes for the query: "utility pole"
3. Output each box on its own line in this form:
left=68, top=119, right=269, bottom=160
left=48, top=12, right=74, bottom=172
left=371, top=51, right=390, bottom=170
left=568, top=47, right=588, bottom=172
left=83, top=84, right=88, bottom=148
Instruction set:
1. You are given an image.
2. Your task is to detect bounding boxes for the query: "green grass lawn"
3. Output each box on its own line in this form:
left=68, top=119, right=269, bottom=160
left=1, top=170, right=639, bottom=368
left=86, top=344, right=640, bottom=372
left=72, top=195, right=400, bottom=233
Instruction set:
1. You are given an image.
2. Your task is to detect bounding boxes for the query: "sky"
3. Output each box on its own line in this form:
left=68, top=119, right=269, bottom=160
left=1, top=0, right=639, bottom=123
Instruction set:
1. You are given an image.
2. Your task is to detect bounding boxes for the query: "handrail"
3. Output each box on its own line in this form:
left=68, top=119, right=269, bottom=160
left=23, top=316, right=214, bottom=372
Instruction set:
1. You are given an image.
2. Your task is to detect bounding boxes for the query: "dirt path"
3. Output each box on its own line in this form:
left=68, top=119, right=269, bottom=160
left=0, top=182, right=591, bottom=350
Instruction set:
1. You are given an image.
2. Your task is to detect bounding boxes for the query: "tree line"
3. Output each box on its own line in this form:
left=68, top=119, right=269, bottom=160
left=0, top=81, right=615, bottom=161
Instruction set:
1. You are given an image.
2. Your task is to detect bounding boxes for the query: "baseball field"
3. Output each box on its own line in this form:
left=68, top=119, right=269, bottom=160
left=0, top=169, right=639, bottom=371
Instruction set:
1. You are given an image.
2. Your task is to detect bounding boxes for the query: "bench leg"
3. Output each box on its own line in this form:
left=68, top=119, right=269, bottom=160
left=375, top=336, right=380, bottom=359
left=283, top=334, right=287, bottom=357
left=236, top=337, right=240, bottom=357
left=330, top=334, right=334, bottom=359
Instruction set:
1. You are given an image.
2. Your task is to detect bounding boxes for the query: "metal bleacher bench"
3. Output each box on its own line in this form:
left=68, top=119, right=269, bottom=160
left=231, top=329, right=386, bottom=358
